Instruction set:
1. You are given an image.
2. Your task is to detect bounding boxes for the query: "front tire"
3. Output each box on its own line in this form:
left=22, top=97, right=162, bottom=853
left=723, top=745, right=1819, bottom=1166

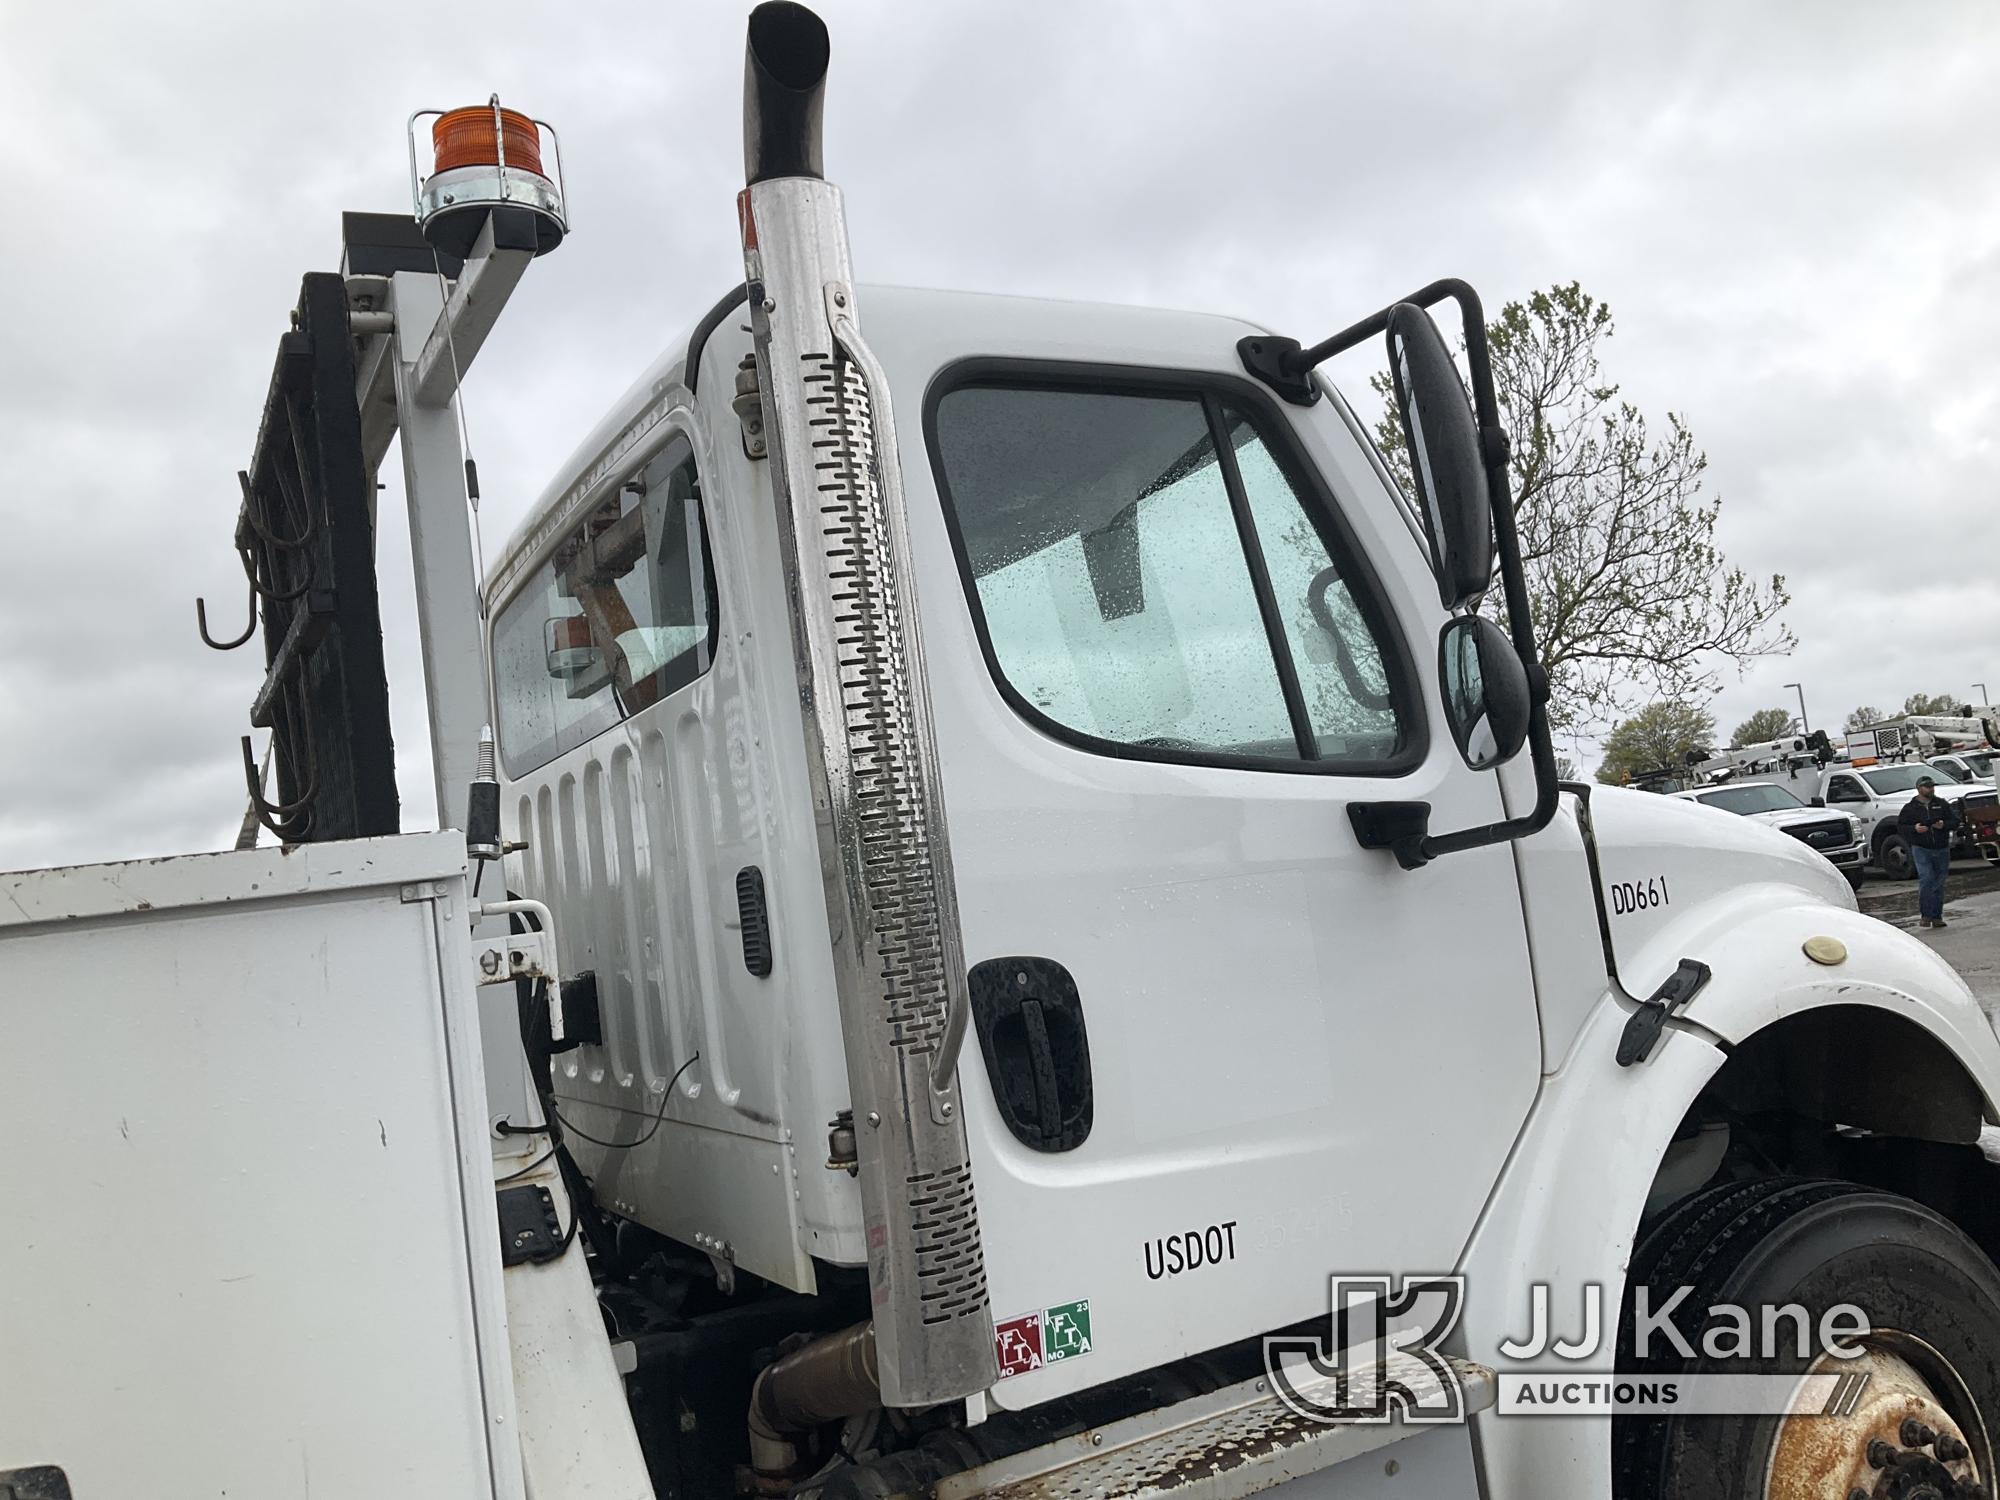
left=1613, top=1178, right=2000, bottom=1499
left=1878, top=831, right=1915, bottom=880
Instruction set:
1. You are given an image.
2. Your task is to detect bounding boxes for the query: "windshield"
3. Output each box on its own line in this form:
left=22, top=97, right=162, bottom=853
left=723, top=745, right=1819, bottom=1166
left=1965, top=752, right=1998, bottom=779
left=1860, top=765, right=1945, bottom=795
left=1697, top=784, right=1807, bottom=815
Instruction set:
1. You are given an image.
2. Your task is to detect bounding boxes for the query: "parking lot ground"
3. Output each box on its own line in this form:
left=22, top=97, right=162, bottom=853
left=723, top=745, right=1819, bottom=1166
left=1857, top=861, right=2000, bottom=1163
left=1858, top=858, right=2000, bottom=1014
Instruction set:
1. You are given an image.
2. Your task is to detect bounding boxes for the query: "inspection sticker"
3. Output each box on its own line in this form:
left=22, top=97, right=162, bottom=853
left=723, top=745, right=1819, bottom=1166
left=995, top=1298, right=1093, bottom=1378
left=1043, top=1299, right=1093, bottom=1363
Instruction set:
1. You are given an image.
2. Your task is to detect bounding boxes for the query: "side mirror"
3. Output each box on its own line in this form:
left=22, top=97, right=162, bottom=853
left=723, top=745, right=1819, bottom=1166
left=1236, top=277, right=1558, bottom=869
left=1810, top=796, right=1826, bottom=807
left=1386, top=304, right=1493, bottom=611
left=1439, top=617, right=1528, bottom=770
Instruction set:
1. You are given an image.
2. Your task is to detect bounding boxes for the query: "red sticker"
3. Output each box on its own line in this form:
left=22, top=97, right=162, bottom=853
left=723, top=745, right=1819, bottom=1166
left=994, top=1311, right=1044, bottom=1379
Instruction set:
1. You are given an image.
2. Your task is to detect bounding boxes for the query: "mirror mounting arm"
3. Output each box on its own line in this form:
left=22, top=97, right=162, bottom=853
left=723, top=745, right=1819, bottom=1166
left=1245, top=278, right=1562, bottom=867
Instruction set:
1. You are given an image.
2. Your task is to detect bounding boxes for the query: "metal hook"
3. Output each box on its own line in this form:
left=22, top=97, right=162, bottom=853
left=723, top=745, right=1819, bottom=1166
left=197, top=575, right=258, bottom=651
left=241, top=723, right=318, bottom=825
left=239, top=542, right=315, bottom=604
left=240, top=465, right=315, bottom=552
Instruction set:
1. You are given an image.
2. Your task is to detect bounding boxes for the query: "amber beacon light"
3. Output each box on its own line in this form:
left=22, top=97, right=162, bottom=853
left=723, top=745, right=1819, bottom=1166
left=407, top=97, right=568, bottom=258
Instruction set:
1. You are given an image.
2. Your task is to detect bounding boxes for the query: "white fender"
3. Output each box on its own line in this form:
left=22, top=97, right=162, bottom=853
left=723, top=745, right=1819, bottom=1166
left=1464, top=790, right=2000, bottom=1499
left=1458, top=992, right=1723, bottom=1500
left=1582, top=784, right=2000, bottom=1101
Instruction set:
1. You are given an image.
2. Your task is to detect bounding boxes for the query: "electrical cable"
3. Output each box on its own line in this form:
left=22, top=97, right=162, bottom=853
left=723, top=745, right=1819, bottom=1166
left=495, top=1147, right=556, bottom=1185
left=550, top=1050, right=700, bottom=1151
left=429, top=246, right=489, bottom=620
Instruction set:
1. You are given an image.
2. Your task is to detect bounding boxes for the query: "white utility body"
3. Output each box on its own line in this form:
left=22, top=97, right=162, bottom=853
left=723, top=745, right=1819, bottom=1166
left=0, top=837, right=526, bottom=1499
left=10, top=6, right=2000, bottom=1500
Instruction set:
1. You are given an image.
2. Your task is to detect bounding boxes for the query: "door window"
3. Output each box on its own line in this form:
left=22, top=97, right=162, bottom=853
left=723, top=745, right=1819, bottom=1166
left=1827, top=775, right=1867, bottom=802
left=928, top=378, right=1415, bottom=771
left=491, top=434, right=718, bottom=776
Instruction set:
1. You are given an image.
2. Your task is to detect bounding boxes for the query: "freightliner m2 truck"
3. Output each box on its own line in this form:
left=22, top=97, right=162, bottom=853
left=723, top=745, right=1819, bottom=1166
left=8, top=9, right=2000, bottom=1500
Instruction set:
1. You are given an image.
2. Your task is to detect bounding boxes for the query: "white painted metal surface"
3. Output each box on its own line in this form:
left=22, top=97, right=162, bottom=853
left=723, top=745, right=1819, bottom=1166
left=484, top=291, right=1549, bottom=1393
left=498, top=1158, right=656, bottom=1499
left=375, top=230, right=543, bottom=1142
left=1456, top=992, right=1725, bottom=1500
left=0, top=833, right=523, bottom=1500
left=390, top=265, right=492, bottom=835
left=867, top=288, right=1545, bottom=1410
left=492, top=385, right=866, bottom=1297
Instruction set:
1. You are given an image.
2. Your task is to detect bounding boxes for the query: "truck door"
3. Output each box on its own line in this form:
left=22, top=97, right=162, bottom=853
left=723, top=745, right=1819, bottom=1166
left=901, top=346, right=1543, bottom=1407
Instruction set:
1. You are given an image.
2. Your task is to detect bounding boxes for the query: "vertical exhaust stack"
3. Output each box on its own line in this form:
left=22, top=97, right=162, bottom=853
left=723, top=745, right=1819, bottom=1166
left=736, top=2, right=998, bottom=1408
left=744, top=1, right=825, bottom=184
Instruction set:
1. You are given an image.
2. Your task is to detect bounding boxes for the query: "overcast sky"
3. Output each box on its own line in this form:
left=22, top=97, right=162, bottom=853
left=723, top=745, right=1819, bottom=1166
left=3, top=1, right=1997, bottom=871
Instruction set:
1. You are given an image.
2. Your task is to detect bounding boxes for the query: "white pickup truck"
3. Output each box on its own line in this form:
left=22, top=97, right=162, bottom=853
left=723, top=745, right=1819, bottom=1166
left=1668, top=781, right=1867, bottom=886
left=1736, top=759, right=2000, bottom=877
left=1931, top=748, right=2000, bottom=787
left=8, top=7, right=2000, bottom=1500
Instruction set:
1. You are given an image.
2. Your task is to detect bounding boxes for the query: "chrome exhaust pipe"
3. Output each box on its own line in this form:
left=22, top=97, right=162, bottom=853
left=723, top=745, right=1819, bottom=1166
left=736, top=3, right=997, bottom=1408
left=744, top=1, right=827, bottom=184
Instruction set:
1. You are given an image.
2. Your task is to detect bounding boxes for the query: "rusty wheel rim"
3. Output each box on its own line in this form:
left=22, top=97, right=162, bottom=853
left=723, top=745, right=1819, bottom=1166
left=1766, top=1331, right=1990, bottom=1499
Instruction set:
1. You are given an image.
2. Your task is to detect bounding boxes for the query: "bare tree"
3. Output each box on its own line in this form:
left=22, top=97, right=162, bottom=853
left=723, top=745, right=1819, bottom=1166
left=1731, top=707, right=1796, bottom=747
left=1845, top=705, right=1884, bottom=733
left=1374, top=283, right=1792, bottom=734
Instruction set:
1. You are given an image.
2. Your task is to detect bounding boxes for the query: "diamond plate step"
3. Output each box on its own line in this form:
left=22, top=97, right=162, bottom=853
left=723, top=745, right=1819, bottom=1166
left=937, top=1354, right=1495, bottom=1500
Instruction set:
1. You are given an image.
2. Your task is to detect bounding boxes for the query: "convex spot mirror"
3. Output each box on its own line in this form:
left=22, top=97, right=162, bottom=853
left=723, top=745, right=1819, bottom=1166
left=1440, top=615, right=1529, bottom=770
left=1387, top=303, right=1494, bottom=611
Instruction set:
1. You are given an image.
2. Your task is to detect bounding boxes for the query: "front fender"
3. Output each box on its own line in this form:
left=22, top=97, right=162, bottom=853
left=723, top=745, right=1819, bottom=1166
left=1460, top=993, right=1721, bottom=1500
left=1465, top=901, right=2000, bottom=1500
left=1579, top=783, right=2000, bottom=1112
left=1670, top=895, right=2000, bottom=1118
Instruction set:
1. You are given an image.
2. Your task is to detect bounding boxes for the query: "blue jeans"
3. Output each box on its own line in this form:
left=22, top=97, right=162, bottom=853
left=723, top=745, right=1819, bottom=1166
left=1913, top=844, right=1950, bottom=921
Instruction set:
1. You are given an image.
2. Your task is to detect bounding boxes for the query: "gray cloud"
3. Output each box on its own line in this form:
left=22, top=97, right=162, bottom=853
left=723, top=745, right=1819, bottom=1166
left=4, top=0, right=1998, bottom=869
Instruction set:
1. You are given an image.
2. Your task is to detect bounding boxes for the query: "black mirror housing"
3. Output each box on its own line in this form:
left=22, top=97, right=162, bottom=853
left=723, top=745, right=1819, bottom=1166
left=1439, top=616, right=1529, bottom=770
left=1239, top=277, right=1560, bottom=870
left=1386, top=304, right=1494, bottom=611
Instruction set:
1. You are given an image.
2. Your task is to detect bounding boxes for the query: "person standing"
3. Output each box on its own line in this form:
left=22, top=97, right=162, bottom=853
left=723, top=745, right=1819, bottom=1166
left=1899, top=774, right=1959, bottom=928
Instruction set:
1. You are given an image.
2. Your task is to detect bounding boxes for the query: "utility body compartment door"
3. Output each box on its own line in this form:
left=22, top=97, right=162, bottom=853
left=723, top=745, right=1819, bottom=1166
left=0, top=835, right=521, bottom=1499
left=871, top=291, right=1543, bottom=1409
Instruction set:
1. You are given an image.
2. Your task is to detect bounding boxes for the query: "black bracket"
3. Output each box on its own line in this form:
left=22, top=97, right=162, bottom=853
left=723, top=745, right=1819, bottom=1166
left=0, top=1468, right=73, bottom=1500
left=1348, top=800, right=1433, bottom=870
left=497, top=1184, right=565, bottom=1265
left=1616, top=959, right=1713, bottom=1067
left=1236, top=335, right=1321, bottom=407
left=551, top=970, right=602, bottom=1052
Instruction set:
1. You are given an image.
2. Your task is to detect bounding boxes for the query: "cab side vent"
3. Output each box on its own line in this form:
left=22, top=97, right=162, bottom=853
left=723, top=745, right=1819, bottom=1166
left=736, top=866, right=774, bottom=978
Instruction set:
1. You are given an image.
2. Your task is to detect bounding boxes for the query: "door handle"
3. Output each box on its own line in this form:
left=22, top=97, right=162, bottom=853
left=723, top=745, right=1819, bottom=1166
left=1018, top=1000, right=1062, bottom=1139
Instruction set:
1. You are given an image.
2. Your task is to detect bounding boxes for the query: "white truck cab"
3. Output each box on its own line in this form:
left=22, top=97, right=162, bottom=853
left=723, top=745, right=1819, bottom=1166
left=11, top=7, right=2000, bottom=1500
left=1667, top=780, right=1867, bottom=885
left=471, top=9, right=2000, bottom=1489
left=1931, top=748, right=2000, bottom=786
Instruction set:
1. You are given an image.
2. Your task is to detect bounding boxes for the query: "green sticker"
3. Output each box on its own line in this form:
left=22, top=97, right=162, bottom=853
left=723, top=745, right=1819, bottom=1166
left=1043, top=1299, right=1093, bottom=1362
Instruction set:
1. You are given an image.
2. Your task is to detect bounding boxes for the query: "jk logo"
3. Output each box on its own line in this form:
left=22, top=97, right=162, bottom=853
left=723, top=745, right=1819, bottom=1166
left=1264, top=1275, right=1467, bottom=1425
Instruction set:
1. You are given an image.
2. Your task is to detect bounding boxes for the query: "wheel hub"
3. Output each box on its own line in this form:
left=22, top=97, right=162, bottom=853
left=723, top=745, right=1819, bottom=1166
left=1767, top=1344, right=1988, bottom=1500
